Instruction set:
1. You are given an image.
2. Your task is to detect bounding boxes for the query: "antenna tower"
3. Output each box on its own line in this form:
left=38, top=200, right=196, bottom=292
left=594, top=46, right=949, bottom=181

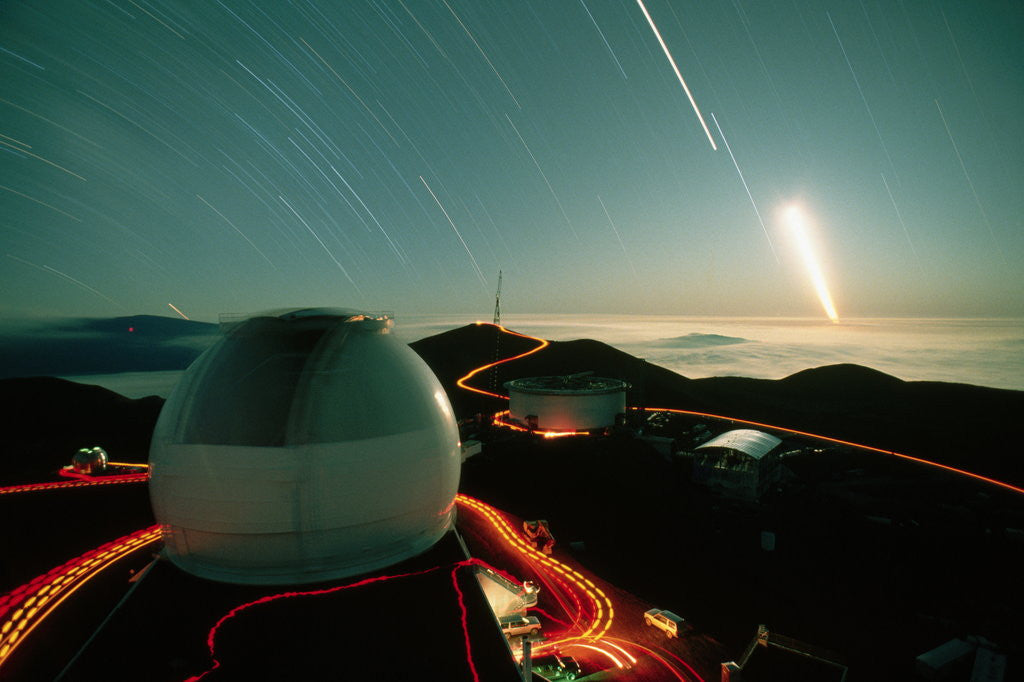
left=492, top=270, right=502, bottom=325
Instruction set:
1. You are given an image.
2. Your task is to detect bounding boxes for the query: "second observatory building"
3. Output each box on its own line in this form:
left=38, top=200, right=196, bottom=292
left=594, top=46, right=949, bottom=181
left=505, top=374, right=628, bottom=432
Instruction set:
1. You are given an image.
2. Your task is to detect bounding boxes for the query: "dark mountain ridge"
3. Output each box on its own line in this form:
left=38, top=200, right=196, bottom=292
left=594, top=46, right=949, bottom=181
left=2, top=321, right=1020, bottom=487
left=0, top=377, right=163, bottom=484
left=410, top=324, right=1023, bottom=485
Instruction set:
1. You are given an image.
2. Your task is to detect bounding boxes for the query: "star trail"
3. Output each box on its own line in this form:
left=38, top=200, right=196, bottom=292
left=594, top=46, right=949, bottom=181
left=1, top=1, right=1021, bottom=320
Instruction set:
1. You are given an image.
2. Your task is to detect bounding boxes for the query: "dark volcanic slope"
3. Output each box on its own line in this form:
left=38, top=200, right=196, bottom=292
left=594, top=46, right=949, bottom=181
left=409, top=324, right=538, bottom=417
left=0, top=377, right=162, bottom=483
left=5, top=323, right=1019, bottom=488
left=686, top=365, right=1024, bottom=484
left=409, top=324, right=700, bottom=417
left=412, top=325, right=1024, bottom=487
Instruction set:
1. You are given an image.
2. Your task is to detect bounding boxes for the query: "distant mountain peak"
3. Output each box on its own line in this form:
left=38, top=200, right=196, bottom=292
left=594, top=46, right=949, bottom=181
left=650, top=332, right=748, bottom=349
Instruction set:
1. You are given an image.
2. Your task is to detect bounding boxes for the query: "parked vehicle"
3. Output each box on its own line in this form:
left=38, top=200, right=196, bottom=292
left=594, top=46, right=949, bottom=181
left=499, top=614, right=542, bottom=638
left=643, top=608, right=686, bottom=638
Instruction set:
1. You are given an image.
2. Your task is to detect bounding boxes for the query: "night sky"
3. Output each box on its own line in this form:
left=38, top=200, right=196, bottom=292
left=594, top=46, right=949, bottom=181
left=2, top=1, right=1022, bottom=322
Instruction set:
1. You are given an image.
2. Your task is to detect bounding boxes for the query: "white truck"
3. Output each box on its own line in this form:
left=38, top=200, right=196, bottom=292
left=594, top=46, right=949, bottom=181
left=643, top=608, right=687, bottom=638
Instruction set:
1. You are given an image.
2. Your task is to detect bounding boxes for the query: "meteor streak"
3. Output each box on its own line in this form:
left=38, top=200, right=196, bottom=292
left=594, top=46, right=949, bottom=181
left=784, top=205, right=839, bottom=323
left=167, top=303, right=189, bottom=320
left=635, top=0, right=717, bottom=150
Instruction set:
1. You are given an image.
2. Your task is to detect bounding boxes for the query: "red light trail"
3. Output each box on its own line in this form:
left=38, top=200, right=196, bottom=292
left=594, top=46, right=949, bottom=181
left=450, top=564, right=481, bottom=682
left=185, top=550, right=525, bottom=682
left=185, top=563, right=471, bottom=682
left=608, top=637, right=693, bottom=681
left=570, top=642, right=624, bottom=668
left=455, top=494, right=615, bottom=645
left=0, top=320, right=1019, bottom=679
left=0, top=473, right=148, bottom=495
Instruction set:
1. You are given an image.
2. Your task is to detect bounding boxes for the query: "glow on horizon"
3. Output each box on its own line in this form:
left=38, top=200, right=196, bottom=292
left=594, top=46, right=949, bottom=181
left=784, top=205, right=840, bottom=323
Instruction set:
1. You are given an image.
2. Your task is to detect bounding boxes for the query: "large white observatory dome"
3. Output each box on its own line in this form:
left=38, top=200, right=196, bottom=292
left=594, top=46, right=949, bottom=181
left=149, top=309, right=460, bottom=585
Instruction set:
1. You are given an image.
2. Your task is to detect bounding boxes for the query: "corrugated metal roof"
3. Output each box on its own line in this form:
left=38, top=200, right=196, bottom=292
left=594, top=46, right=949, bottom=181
left=695, top=429, right=781, bottom=460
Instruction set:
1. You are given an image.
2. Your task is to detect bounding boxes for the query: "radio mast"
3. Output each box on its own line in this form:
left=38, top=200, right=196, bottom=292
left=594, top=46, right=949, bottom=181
left=492, top=270, right=502, bottom=325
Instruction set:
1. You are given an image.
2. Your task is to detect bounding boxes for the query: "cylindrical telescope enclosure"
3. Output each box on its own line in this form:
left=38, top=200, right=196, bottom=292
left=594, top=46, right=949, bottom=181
left=505, top=375, right=628, bottom=432
left=149, top=309, right=460, bottom=585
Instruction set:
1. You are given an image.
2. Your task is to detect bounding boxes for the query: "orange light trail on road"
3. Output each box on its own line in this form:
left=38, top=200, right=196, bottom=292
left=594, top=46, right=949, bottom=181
left=457, top=323, right=1024, bottom=496
left=456, top=322, right=548, bottom=400
left=529, top=606, right=572, bottom=628
left=569, top=642, right=624, bottom=668
left=2, top=314, right=1015, bottom=677
left=0, top=525, right=160, bottom=669
left=492, top=410, right=590, bottom=439
left=58, top=467, right=148, bottom=482
left=605, top=637, right=695, bottom=681
left=532, top=567, right=587, bottom=632
left=455, top=494, right=615, bottom=644
left=644, top=407, right=1024, bottom=496
left=457, top=324, right=589, bottom=438
left=0, top=473, right=148, bottom=495
left=602, top=638, right=638, bottom=665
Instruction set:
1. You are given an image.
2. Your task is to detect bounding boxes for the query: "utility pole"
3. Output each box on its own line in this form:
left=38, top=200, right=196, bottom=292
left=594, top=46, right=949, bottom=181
left=492, top=270, right=502, bottom=325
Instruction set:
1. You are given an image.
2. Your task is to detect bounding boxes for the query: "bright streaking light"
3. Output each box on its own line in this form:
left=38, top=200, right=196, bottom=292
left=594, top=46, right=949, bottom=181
left=167, top=302, right=189, bottom=320
left=635, top=0, right=717, bottom=150
left=784, top=205, right=839, bottom=323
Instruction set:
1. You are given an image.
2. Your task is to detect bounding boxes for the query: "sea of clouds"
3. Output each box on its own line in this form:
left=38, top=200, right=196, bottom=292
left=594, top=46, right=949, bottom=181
left=55, top=314, right=1023, bottom=397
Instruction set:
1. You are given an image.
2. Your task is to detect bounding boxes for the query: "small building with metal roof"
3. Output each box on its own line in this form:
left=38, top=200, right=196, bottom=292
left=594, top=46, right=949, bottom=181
left=692, top=429, right=783, bottom=500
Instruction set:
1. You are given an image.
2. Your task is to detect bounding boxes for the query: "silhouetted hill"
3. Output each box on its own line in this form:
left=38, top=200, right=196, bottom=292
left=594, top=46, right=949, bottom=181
left=0, top=315, right=216, bottom=378
left=5, top=322, right=1021, bottom=488
left=412, top=326, right=1024, bottom=487
left=0, top=377, right=162, bottom=483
